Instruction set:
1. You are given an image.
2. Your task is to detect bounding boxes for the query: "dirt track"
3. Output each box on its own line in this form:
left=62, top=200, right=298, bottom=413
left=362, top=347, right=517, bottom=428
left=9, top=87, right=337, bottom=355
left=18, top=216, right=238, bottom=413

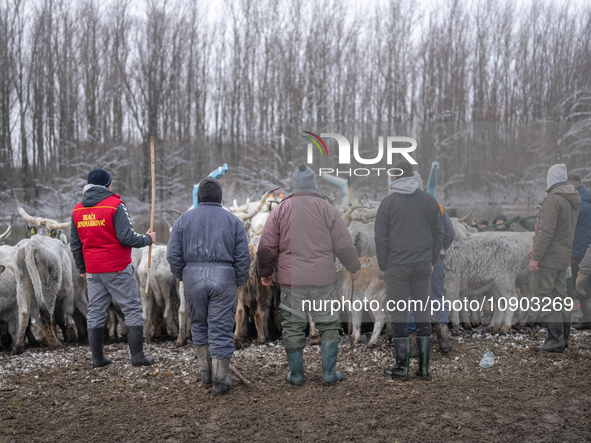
left=1, top=327, right=590, bottom=442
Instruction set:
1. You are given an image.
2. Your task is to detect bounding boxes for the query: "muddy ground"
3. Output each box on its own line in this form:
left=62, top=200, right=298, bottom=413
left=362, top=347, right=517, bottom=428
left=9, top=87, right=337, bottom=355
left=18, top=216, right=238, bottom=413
left=1, top=327, right=590, bottom=443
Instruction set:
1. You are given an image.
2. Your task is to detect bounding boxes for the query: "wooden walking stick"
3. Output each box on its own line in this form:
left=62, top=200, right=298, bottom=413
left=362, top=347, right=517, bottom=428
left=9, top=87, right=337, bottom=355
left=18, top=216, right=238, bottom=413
left=347, top=276, right=360, bottom=366
left=145, top=136, right=155, bottom=294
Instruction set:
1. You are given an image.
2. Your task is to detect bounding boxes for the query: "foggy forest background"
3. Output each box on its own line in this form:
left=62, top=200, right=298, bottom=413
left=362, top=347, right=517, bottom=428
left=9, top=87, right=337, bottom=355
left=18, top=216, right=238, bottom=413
left=1, top=0, right=591, bottom=242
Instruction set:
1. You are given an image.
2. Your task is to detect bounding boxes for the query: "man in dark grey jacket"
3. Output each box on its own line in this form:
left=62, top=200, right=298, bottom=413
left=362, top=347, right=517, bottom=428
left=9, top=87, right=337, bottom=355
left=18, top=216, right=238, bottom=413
left=167, top=177, right=250, bottom=394
left=375, top=160, right=444, bottom=380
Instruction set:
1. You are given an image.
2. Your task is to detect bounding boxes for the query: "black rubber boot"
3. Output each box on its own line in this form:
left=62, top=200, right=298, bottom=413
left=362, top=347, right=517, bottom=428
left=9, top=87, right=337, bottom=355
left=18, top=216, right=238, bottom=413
left=212, top=358, right=233, bottom=394
left=384, top=337, right=410, bottom=379
left=88, top=328, right=111, bottom=368
left=435, top=323, right=452, bottom=354
left=127, top=326, right=155, bottom=366
left=196, top=345, right=212, bottom=383
left=416, top=336, right=432, bottom=380
left=537, top=312, right=565, bottom=353
left=573, top=298, right=591, bottom=330
left=562, top=312, right=571, bottom=349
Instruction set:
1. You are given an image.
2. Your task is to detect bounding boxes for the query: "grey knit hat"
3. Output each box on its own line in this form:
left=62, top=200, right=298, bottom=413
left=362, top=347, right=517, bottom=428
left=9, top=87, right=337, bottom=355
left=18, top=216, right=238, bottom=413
left=293, top=164, right=318, bottom=192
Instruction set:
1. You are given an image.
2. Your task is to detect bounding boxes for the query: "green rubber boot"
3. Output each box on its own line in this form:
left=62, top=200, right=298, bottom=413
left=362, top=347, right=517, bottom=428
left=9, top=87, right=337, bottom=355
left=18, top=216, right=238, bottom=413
left=321, top=341, right=342, bottom=384
left=286, top=350, right=304, bottom=385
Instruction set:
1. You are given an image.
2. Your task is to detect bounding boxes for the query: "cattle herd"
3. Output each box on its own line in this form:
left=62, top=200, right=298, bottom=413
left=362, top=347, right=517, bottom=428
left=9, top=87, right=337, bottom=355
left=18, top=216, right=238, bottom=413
left=0, top=189, right=543, bottom=358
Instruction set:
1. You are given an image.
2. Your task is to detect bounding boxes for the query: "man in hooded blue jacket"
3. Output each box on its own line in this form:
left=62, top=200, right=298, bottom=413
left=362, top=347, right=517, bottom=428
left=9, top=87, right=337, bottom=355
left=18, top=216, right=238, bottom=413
left=167, top=177, right=250, bottom=394
left=567, top=173, right=591, bottom=329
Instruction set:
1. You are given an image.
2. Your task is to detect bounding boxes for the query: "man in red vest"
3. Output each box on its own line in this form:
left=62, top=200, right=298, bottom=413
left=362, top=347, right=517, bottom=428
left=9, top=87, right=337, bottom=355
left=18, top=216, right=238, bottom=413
left=70, top=168, right=156, bottom=368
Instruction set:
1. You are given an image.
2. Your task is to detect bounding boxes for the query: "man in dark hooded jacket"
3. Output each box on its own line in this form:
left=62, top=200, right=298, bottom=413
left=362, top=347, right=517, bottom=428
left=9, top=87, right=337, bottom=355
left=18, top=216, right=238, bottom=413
left=529, top=164, right=581, bottom=353
left=167, top=177, right=250, bottom=394
left=567, top=174, right=591, bottom=329
left=375, top=159, right=444, bottom=380
left=71, top=168, right=155, bottom=368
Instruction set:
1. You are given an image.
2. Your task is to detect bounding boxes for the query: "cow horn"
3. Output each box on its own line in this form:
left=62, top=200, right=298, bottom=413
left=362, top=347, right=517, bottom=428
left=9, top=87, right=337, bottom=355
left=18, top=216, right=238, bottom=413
left=46, top=220, right=71, bottom=230
left=361, top=208, right=378, bottom=222
left=348, top=185, right=360, bottom=206
left=166, top=208, right=184, bottom=217
left=240, top=186, right=280, bottom=221
left=342, top=205, right=364, bottom=222
left=157, top=215, right=173, bottom=233
left=457, top=211, right=473, bottom=223
left=0, top=213, right=15, bottom=242
left=11, top=189, right=45, bottom=226
left=232, top=199, right=239, bottom=212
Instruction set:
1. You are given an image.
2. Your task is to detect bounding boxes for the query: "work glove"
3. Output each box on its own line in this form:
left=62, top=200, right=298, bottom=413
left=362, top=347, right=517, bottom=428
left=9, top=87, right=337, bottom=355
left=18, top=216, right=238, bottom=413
left=377, top=269, right=385, bottom=281
left=576, top=272, right=590, bottom=296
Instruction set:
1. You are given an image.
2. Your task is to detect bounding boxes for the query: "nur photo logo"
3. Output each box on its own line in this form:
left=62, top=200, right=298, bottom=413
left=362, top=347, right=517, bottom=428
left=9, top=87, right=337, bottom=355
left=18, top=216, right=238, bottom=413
left=302, top=131, right=418, bottom=177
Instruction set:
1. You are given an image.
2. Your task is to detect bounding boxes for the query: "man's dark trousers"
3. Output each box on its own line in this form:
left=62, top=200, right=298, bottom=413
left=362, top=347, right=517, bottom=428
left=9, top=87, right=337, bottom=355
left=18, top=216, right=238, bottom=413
left=387, top=263, right=433, bottom=337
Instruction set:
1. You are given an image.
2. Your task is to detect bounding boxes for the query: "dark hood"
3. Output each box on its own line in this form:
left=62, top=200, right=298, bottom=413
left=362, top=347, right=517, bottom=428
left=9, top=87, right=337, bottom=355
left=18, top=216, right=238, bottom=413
left=82, top=184, right=115, bottom=207
left=197, top=176, right=223, bottom=204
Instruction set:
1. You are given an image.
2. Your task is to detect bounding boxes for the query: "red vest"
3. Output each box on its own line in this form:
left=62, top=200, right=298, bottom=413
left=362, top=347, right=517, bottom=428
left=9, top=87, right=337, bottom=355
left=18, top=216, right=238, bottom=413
left=73, top=194, right=132, bottom=273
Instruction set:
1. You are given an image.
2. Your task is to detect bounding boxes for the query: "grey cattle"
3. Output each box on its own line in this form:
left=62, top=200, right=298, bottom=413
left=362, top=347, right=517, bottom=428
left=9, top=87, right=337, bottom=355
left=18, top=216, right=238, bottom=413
left=445, top=221, right=527, bottom=335
left=347, top=221, right=376, bottom=258
left=0, top=246, right=20, bottom=348
left=137, top=244, right=180, bottom=343
left=61, top=249, right=90, bottom=342
left=12, top=236, right=74, bottom=354
left=468, top=230, right=535, bottom=329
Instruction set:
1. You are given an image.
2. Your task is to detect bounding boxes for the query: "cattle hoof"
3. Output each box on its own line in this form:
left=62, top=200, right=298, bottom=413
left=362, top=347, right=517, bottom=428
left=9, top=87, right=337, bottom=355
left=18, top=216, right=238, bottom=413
left=499, top=324, right=511, bottom=335
left=461, top=322, right=472, bottom=331
left=48, top=341, right=64, bottom=350
left=175, top=339, right=186, bottom=348
left=471, top=322, right=480, bottom=329
left=367, top=341, right=377, bottom=349
left=451, top=325, right=460, bottom=336
left=11, top=343, right=25, bottom=355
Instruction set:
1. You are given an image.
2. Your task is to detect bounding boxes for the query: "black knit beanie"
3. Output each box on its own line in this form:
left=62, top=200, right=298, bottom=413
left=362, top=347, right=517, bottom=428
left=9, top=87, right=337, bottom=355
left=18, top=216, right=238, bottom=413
left=87, top=168, right=112, bottom=187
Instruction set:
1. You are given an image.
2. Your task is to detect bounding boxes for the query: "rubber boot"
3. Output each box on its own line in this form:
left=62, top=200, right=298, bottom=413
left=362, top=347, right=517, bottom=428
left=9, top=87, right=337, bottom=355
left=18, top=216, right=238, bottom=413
left=384, top=337, right=410, bottom=379
left=88, top=328, right=111, bottom=368
left=321, top=342, right=342, bottom=384
left=436, top=323, right=452, bottom=354
left=286, top=350, right=304, bottom=385
left=562, top=312, right=571, bottom=349
left=537, top=312, right=565, bottom=353
left=416, top=336, right=432, bottom=380
left=127, top=326, right=155, bottom=366
left=196, top=344, right=212, bottom=383
left=573, top=297, right=591, bottom=330
left=212, top=358, right=233, bottom=394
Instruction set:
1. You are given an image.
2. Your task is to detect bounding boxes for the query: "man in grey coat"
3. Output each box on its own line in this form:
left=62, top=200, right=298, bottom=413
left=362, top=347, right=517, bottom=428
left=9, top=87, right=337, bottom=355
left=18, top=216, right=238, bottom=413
left=167, top=177, right=250, bottom=394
